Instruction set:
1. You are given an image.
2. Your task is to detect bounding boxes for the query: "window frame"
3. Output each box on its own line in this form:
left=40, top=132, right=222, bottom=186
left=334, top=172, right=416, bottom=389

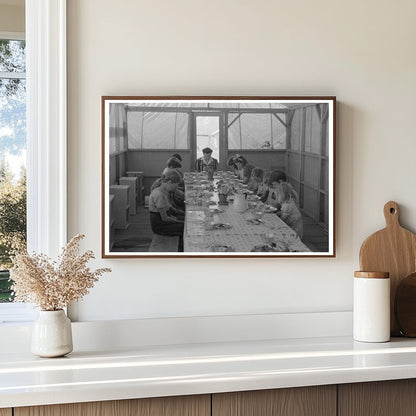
left=227, top=112, right=287, bottom=151
left=0, top=0, right=67, bottom=323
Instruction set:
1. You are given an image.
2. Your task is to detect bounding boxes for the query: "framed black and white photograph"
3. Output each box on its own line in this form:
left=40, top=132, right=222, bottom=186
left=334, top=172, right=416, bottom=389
left=102, top=96, right=335, bottom=258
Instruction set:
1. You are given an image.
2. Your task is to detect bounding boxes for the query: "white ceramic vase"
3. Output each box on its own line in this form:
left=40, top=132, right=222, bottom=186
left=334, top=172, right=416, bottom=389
left=31, top=310, right=73, bottom=357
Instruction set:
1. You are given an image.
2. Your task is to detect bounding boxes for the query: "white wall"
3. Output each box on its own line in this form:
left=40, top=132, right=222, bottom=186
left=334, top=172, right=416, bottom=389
left=67, top=0, right=416, bottom=322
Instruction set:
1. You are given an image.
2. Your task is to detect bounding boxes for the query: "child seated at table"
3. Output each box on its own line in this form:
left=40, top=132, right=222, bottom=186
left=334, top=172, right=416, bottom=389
left=148, top=171, right=185, bottom=250
left=265, top=170, right=284, bottom=209
left=152, top=157, right=185, bottom=211
left=162, top=156, right=183, bottom=179
left=247, top=167, right=264, bottom=193
left=257, top=170, right=271, bottom=202
left=233, top=155, right=255, bottom=184
left=276, top=182, right=303, bottom=238
left=226, top=155, right=239, bottom=176
left=266, top=170, right=299, bottom=208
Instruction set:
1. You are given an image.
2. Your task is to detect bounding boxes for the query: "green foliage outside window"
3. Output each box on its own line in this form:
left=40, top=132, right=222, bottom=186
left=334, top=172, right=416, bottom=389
left=0, top=38, right=27, bottom=302
left=0, top=163, right=26, bottom=302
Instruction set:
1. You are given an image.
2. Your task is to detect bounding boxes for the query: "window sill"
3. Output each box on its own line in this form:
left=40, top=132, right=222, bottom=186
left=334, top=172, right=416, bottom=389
left=0, top=303, right=35, bottom=325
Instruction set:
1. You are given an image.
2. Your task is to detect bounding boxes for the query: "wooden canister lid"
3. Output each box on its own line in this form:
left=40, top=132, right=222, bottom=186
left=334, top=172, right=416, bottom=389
left=354, top=271, right=390, bottom=279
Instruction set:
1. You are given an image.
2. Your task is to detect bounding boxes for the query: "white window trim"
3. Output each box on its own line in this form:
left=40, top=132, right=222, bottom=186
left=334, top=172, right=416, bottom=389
left=0, top=31, right=25, bottom=40
left=0, top=0, right=67, bottom=324
left=26, top=0, right=67, bottom=256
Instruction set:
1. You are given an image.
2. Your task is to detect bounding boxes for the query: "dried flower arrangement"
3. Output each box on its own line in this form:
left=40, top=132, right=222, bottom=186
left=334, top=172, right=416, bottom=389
left=10, top=234, right=111, bottom=311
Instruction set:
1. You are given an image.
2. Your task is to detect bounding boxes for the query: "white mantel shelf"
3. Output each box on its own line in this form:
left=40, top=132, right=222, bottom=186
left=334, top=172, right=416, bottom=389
left=2, top=336, right=416, bottom=408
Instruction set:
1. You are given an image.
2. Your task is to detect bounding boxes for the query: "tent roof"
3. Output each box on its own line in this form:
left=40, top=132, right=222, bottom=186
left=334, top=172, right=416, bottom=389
left=124, top=101, right=315, bottom=113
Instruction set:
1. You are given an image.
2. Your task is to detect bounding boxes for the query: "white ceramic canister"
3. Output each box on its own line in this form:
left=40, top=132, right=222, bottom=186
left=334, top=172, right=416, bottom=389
left=353, top=271, right=390, bottom=342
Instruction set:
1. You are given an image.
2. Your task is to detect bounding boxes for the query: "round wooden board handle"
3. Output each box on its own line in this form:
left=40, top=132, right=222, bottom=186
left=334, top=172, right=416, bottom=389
left=384, top=201, right=400, bottom=228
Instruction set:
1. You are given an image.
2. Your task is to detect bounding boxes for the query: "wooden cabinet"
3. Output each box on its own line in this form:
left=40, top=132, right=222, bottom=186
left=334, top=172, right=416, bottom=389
left=126, top=170, right=144, bottom=205
left=11, top=380, right=416, bottom=416
left=15, top=395, right=210, bottom=416
left=338, top=379, right=416, bottom=416
left=109, top=185, right=130, bottom=229
left=212, top=386, right=336, bottom=416
left=119, top=176, right=137, bottom=215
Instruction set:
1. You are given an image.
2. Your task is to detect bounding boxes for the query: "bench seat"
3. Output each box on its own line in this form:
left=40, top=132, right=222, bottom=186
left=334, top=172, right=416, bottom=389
left=148, top=234, right=179, bottom=252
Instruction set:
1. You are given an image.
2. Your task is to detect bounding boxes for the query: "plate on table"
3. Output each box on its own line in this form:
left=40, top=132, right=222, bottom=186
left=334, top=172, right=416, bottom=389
left=210, top=207, right=224, bottom=213
left=247, top=194, right=260, bottom=201
left=210, top=244, right=235, bottom=252
left=251, top=244, right=280, bottom=252
left=247, top=218, right=264, bottom=225
left=263, top=205, right=278, bottom=213
left=212, top=223, right=232, bottom=230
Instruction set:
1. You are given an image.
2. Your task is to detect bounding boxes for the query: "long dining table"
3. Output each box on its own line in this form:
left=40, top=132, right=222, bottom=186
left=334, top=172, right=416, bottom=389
left=182, top=171, right=311, bottom=254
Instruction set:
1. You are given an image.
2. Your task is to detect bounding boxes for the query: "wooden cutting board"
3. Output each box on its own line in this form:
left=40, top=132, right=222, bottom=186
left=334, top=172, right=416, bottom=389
left=359, top=201, right=416, bottom=335
left=395, top=272, right=416, bottom=337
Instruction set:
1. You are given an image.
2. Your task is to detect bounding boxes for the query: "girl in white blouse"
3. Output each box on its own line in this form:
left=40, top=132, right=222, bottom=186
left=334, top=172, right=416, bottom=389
left=276, top=182, right=303, bottom=238
left=148, top=171, right=184, bottom=249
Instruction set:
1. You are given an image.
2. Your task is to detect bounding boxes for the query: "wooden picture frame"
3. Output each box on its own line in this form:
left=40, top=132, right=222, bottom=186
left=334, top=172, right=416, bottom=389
left=102, top=96, right=336, bottom=258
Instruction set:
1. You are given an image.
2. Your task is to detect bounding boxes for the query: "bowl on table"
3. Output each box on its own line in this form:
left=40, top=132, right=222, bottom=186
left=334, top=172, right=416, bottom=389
left=210, top=244, right=234, bottom=252
left=252, top=210, right=264, bottom=220
left=273, top=240, right=289, bottom=252
left=260, top=231, right=277, bottom=245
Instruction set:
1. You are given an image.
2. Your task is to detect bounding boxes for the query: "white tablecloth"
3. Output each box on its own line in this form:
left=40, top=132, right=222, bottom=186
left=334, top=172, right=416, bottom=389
left=183, top=173, right=310, bottom=254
